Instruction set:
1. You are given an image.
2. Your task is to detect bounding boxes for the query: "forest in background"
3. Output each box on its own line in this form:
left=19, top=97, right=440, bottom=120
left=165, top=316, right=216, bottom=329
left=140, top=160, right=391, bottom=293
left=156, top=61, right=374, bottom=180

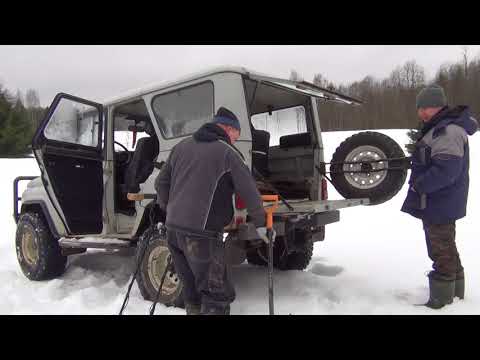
left=1, top=47, right=478, bottom=156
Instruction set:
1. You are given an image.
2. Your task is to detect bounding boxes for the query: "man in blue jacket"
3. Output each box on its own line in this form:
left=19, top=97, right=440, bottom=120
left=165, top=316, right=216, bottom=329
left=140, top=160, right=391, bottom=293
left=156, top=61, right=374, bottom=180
left=401, top=85, right=478, bottom=309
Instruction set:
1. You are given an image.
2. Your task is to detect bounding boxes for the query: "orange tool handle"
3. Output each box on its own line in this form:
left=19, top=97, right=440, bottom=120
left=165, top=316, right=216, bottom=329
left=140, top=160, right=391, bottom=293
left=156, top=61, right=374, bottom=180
left=262, top=195, right=279, bottom=202
left=261, top=195, right=279, bottom=229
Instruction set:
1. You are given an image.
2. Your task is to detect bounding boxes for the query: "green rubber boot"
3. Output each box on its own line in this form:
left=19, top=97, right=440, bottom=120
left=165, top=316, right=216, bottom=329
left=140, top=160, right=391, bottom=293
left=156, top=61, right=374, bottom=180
left=455, top=272, right=465, bottom=300
left=424, top=275, right=455, bottom=310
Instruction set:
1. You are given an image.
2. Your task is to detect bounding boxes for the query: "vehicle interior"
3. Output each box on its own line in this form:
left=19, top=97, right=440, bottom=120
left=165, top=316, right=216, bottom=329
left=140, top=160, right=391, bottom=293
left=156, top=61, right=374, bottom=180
left=112, top=100, right=159, bottom=216
left=244, top=78, right=317, bottom=200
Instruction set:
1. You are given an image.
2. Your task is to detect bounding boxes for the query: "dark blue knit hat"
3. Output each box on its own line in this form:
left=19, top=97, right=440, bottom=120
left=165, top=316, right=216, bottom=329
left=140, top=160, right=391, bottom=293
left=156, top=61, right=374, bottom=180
left=212, top=107, right=241, bottom=132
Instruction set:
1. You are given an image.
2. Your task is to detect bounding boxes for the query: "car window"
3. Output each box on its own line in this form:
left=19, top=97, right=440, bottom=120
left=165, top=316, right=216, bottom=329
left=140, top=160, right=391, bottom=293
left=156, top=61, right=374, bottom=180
left=44, top=98, right=100, bottom=147
left=114, top=130, right=149, bottom=151
left=251, top=105, right=306, bottom=146
left=151, top=82, right=214, bottom=139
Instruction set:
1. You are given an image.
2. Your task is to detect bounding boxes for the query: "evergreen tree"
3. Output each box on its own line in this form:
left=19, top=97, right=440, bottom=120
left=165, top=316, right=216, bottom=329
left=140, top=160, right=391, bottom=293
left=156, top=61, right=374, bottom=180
left=0, top=96, right=34, bottom=156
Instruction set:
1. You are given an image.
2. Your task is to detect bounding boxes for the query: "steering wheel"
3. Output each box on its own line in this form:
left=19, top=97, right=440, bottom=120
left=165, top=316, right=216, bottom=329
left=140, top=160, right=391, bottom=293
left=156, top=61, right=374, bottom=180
left=114, top=141, right=132, bottom=165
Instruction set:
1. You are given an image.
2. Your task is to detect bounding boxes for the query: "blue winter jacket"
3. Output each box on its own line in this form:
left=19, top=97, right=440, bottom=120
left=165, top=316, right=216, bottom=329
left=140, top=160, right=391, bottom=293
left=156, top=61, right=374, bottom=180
left=401, top=106, right=478, bottom=224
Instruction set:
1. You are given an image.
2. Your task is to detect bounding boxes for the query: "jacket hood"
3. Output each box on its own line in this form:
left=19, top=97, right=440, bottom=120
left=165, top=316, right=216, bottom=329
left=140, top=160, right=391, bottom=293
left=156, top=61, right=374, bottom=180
left=436, top=106, right=479, bottom=136
left=193, top=123, right=232, bottom=144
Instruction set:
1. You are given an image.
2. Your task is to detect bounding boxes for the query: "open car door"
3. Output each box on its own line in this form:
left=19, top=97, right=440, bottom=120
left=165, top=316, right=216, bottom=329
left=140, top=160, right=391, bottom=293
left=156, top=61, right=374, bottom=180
left=246, top=72, right=363, bottom=105
left=32, top=93, right=104, bottom=235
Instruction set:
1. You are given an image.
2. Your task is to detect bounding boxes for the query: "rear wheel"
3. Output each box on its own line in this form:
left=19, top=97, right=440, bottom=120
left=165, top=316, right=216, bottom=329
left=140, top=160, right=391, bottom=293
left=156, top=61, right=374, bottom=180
left=16, top=212, right=67, bottom=280
left=136, top=229, right=184, bottom=307
left=246, top=230, right=314, bottom=271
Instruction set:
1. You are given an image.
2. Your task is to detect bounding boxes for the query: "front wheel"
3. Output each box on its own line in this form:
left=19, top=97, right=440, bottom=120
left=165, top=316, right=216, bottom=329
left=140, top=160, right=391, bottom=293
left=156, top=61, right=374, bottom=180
left=135, top=229, right=184, bottom=307
left=16, top=212, right=67, bottom=280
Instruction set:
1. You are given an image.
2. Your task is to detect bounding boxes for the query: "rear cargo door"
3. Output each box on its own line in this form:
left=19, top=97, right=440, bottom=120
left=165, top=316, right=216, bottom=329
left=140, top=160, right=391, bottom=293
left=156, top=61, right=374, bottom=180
left=247, top=73, right=363, bottom=105
left=32, top=93, right=104, bottom=235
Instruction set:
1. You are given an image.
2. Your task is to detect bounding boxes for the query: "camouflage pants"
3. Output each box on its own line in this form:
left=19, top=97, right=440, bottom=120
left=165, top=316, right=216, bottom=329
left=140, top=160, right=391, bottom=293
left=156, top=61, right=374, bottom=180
left=422, top=221, right=464, bottom=280
left=166, top=229, right=235, bottom=312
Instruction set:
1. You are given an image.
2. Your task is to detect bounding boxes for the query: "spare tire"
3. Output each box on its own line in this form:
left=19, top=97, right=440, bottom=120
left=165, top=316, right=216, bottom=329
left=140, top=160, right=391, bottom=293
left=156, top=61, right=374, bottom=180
left=330, top=131, right=408, bottom=205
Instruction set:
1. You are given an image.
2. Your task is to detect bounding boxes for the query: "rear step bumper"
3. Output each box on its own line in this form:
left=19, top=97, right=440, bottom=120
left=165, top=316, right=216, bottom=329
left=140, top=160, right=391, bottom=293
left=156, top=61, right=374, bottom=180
left=274, top=198, right=369, bottom=214
left=236, top=210, right=340, bottom=242
left=59, top=238, right=134, bottom=250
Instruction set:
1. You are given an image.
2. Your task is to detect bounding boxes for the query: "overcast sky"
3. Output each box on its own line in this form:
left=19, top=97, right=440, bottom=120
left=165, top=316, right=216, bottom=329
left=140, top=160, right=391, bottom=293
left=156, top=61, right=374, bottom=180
left=1, top=45, right=479, bottom=107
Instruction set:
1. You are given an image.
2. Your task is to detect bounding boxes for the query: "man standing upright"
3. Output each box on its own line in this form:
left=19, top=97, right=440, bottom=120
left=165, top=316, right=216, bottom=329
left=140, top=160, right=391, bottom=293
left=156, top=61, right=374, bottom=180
left=401, top=85, right=478, bottom=309
left=155, top=107, right=271, bottom=315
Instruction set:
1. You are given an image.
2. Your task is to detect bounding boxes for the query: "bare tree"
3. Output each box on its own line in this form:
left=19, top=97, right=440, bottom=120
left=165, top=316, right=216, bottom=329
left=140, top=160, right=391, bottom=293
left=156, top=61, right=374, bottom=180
left=289, top=70, right=305, bottom=132
left=461, top=46, right=469, bottom=78
left=25, top=89, right=40, bottom=109
left=313, top=73, right=329, bottom=88
left=402, top=60, right=426, bottom=89
left=15, top=89, right=24, bottom=106
left=389, top=60, right=425, bottom=89
left=289, top=70, right=303, bottom=82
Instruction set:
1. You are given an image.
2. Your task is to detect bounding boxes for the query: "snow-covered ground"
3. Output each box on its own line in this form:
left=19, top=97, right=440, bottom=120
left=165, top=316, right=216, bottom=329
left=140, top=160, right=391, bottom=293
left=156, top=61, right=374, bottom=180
left=1, top=129, right=479, bottom=315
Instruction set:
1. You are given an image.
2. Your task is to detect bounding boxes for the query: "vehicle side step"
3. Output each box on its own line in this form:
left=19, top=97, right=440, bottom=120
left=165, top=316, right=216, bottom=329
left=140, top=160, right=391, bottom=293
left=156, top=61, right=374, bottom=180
left=59, top=238, right=134, bottom=250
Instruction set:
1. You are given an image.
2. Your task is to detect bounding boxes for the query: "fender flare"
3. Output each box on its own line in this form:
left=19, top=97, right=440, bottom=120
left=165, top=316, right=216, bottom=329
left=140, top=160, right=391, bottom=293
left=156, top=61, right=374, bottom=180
left=20, top=201, right=61, bottom=239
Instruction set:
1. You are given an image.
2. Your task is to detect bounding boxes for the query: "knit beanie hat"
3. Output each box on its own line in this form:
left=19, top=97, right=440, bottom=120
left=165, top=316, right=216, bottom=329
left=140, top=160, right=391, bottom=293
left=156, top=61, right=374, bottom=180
left=416, top=85, right=447, bottom=109
left=212, top=107, right=241, bottom=132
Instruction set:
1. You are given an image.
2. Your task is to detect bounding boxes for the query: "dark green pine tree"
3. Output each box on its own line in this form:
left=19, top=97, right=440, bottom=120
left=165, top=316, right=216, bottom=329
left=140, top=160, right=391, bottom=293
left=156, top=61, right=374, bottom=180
left=0, top=97, right=35, bottom=156
left=0, top=88, right=12, bottom=155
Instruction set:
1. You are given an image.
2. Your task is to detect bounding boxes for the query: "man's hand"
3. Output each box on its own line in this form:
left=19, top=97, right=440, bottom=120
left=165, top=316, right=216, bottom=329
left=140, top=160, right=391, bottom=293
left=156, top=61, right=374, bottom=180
left=256, top=227, right=276, bottom=244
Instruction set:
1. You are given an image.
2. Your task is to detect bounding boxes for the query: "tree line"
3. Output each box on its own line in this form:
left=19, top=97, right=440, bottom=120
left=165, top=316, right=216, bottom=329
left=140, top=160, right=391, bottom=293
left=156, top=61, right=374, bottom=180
left=0, top=85, right=46, bottom=157
left=1, top=48, right=478, bottom=157
left=298, top=48, right=479, bottom=132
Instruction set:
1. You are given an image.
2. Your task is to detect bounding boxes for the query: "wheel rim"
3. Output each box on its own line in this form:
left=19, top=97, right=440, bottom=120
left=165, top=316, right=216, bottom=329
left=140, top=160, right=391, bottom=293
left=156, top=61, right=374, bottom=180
left=21, top=225, right=38, bottom=266
left=147, top=245, right=180, bottom=296
left=343, top=145, right=388, bottom=190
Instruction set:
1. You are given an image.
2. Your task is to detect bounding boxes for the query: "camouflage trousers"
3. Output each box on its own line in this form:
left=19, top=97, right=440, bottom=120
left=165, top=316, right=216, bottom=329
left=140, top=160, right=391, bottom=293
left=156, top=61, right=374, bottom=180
left=166, top=229, right=235, bottom=312
left=422, top=221, right=464, bottom=280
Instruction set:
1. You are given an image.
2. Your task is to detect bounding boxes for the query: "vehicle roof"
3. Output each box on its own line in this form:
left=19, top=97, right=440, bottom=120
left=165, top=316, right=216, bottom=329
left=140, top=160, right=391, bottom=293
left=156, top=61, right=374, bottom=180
left=102, top=66, right=269, bottom=107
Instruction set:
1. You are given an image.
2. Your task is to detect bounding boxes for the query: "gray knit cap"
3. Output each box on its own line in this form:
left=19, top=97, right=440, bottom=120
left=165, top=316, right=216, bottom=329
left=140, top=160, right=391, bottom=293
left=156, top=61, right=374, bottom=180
left=416, top=85, right=447, bottom=109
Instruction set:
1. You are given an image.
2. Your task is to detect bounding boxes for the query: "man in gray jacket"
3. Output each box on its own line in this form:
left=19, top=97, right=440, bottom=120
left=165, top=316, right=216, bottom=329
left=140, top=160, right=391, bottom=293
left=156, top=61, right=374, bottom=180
left=155, top=107, right=271, bottom=315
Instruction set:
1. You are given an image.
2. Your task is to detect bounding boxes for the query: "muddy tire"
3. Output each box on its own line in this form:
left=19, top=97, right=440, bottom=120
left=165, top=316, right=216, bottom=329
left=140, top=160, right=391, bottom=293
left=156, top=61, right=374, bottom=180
left=246, top=230, right=314, bottom=271
left=245, top=249, right=268, bottom=267
left=330, top=131, right=408, bottom=205
left=277, top=236, right=314, bottom=271
left=16, top=212, right=67, bottom=280
left=135, top=229, right=184, bottom=308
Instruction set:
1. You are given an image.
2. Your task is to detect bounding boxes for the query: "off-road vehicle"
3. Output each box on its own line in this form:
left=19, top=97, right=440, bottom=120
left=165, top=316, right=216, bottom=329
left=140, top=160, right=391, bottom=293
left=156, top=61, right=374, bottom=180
left=13, top=67, right=408, bottom=307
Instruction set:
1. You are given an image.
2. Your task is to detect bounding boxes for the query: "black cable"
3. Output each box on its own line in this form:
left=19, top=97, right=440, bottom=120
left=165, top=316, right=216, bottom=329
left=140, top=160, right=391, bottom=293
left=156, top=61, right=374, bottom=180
left=323, top=156, right=411, bottom=166
left=118, top=226, right=152, bottom=315
left=118, top=206, right=157, bottom=315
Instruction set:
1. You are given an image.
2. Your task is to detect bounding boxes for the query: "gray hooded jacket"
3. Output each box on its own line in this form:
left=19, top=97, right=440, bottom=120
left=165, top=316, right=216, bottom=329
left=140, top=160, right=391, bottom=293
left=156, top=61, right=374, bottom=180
left=155, top=123, right=266, bottom=235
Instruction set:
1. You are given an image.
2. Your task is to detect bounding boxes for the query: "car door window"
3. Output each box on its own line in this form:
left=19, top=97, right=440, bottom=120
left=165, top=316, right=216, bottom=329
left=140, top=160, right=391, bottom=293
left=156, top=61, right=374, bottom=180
left=44, top=98, right=100, bottom=147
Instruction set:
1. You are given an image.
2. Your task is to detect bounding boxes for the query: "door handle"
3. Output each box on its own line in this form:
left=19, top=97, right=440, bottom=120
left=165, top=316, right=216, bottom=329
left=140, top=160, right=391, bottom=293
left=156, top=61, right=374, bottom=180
left=75, top=164, right=85, bottom=169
